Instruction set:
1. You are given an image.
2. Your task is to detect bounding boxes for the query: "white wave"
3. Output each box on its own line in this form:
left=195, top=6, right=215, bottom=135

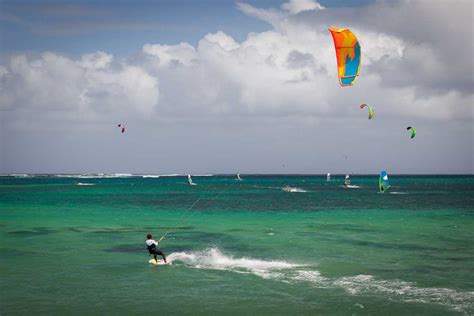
left=77, top=182, right=95, bottom=186
left=354, top=303, right=365, bottom=309
left=142, top=175, right=160, bottom=178
left=79, top=173, right=134, bottom=178
left=158, top=174, right=182, bottom=177
left=9, top=174, right=30, bottom=177
left=53, top=174, right=102, bottom=178
left=110, top=173, right=133, bottom=177
left=282, top=186, right=307, bottom=193
left=192, top=174, right=214, bottom=177
left=166, top=248, right=473, bottom=312
left=336, top=275, right=474, bottom=312
left=54, top=174, right=82, bottom=178
left=297, top=273, right=474, bottom=313
left=389, top=192, right=407, bottom=195
left=342, top=184, right=360, bottom=189
left=292, top=270, right=329, bottom=286
left=56, top=173, right=135, bottom=178
left=168, top=248, right=300, bottom=279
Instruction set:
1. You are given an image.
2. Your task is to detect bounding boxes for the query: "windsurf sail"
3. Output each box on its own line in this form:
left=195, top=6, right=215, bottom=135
left=236, top=173, right=242, bottom=181
left=406, top=127, right=416, bottom=139
left=328, top=27, right=361, bottom=86
left=188, top=174, right=194, bottom=185
left=360, top=104, right=374, bottom=120
left=379, top=170, right=390, bottom=193
left=344, top=174, right=350, bottom=186
left=327, top=173, right=331, bottom=181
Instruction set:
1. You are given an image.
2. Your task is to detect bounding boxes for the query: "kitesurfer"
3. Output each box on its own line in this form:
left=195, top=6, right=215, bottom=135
left=145, top=233, right=167, bottom=263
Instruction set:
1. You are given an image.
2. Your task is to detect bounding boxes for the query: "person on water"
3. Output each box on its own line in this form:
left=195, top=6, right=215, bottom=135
left=145, top=233, right=167, bottom=263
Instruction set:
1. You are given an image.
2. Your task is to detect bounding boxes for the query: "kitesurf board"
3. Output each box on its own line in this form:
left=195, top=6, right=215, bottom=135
left=149, top=259, right=171, bottom=266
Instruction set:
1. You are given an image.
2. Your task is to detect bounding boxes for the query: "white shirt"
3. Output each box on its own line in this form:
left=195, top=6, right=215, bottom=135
left=145, top=239, right=157, bottom=246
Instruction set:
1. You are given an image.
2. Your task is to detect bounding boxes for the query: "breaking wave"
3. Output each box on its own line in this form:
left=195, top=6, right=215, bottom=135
left=168, top=247, right=300, bottom=279
left=167, top=247, right=474, bottom=313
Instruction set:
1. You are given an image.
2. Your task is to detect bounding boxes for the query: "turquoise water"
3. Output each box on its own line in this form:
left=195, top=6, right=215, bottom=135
left=1, top=175, right=473, bottom=315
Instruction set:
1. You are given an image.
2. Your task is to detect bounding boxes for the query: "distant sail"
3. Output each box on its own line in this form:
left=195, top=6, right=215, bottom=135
left=188, top=174, right=195, bottom=185
left=327, top=173, right=331, bottom=181
left=236, top=173, right=242, bottom=181
left=344, top=174, right=350, bottom=186
left=379, top=170, right=390, bottom=193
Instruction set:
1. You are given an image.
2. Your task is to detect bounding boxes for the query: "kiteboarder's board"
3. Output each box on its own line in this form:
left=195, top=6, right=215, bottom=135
left=148, top=259, right=171, bottom=266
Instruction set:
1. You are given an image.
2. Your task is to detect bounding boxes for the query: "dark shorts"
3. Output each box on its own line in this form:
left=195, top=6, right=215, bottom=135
left=151, top=248, right=165, bottom=256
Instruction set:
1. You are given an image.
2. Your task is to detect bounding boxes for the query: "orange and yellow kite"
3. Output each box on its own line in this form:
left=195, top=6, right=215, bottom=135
left=328, top=27, right=361, bottom=86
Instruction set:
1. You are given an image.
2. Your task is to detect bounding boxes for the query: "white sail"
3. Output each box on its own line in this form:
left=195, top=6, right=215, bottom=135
left=188, top=174, right=194, bottom=185
left=327, top=173, right=331, bottom=181
left=236, top=173, right=242, bottom=181
left=344, top=174, right=350, bottom=186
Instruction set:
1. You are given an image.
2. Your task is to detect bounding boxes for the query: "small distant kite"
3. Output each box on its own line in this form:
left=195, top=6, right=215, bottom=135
left=406, top=127, right=416, bottom=139
left=360, top=104, right=374, bottom=120
left=117, top=124, right=126, bottom=134
left=328, top=27, right=361, bottom=86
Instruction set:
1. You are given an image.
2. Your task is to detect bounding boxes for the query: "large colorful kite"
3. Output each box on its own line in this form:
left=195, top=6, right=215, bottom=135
left=328, top=27, right=361, bottom=86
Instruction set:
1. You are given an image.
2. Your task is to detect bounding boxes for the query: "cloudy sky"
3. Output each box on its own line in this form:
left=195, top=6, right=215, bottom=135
left=0, top=0, right=472, bottom=174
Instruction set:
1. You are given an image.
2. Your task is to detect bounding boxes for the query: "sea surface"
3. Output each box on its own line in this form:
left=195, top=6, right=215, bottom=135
left=1, top=174, right=473, bottom=315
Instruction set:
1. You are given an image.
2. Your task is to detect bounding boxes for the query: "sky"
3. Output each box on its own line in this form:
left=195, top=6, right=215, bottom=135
left=0, top=0, right=473, bottom=175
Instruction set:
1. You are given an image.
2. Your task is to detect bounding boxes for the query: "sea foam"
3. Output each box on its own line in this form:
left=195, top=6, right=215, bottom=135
left=168, top=247, right=300, bottom=279
left=168, top=248, right=474, bottom=312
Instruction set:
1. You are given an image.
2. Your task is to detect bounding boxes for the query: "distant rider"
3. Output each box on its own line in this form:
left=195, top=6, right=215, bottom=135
left=145, top=233, right=167, bottom=263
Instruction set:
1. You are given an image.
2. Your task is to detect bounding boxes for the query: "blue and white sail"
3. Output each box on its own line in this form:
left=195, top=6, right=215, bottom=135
left=379, top=170, right=390, bottom=193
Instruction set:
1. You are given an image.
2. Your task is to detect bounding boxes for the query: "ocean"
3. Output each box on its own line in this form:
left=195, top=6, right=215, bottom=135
left=1, top=174, right=473, bottom=315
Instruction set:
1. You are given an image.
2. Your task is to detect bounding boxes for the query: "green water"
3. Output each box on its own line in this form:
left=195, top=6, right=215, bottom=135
left=1, top=175, right=473, bottom=315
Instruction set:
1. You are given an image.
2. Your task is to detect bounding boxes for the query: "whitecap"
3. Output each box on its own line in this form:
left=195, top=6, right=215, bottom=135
left=327, top=274, right=473, bottom=313
left=282, top=186, right=307, bottom=193
left=168, top=248, right=301, bottom=279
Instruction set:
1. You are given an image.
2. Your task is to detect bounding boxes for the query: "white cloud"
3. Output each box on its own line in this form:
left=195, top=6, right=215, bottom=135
left=79, top=51, right=113, bottom=69
left=281, top=0, right=324, bottom=14
left=0, top=52, right=159, bottom=117
left=143, top=42, right=197, bottom=67
left=2, top=0, right=471, bottom=123
left=236, top=2, right=282, bottom=26
left=0, top=0, right=472, bottom=173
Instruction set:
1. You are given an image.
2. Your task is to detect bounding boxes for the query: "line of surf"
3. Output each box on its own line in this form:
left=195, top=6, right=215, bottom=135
left=166, top=248, right=473, bottom=313
left=167, top=247, right=301, bottom=279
